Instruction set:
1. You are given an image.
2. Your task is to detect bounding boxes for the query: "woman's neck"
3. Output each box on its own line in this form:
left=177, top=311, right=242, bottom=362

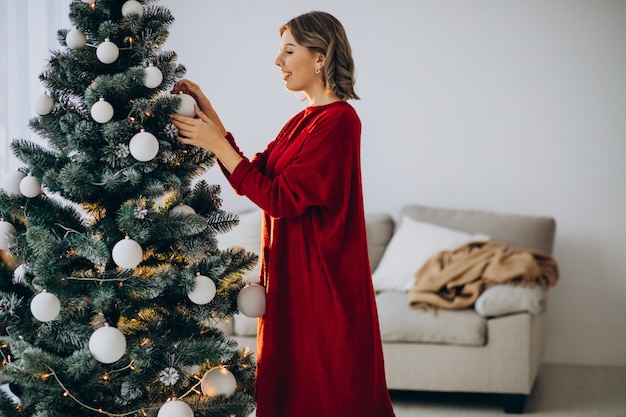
left=305, top=86, right=341, bottom=107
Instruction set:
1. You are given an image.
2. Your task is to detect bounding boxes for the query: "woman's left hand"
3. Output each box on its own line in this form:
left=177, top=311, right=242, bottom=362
left=170, top=106, right=223, bottom=151
left=170, top=106, right=244, bottom=173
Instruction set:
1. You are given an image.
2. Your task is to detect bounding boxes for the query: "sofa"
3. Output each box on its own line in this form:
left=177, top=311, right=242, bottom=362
left=217, top=204, right=557, bottom=414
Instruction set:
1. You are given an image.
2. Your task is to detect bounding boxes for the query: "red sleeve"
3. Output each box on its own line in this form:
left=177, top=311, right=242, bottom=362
left=226, top=106, right=361, bottom=218
left=219, top=132, right=272, bottom=178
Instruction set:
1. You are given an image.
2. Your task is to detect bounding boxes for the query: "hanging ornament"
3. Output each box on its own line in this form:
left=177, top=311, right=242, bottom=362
left=2, top=170, right=26, bottom=196
left=89, top=325, right=127, bottom=364
left=187, top=273, right=216, bottom=305
left=171, top=203, right=196, bottom=215
left=30, top=291, right=61, bottom=322
left=157, top=400, right=194, bottom=417
left=33, top=92, right=54, bottom=116
left=174, top=93, right=197, bottom=117
left=81, top=0, right=96, bottom=3
left=0, top=220, right=16, bottom=250
left=129, top=129, right=159, bottom=162
left=122, top=0, right=144, bottom=18
left=66, top=29, right=87, bottom=49
left=19, top=174, right=41, bottom=198
left=237, top=283, right=266, bottom=318
left=112, top=236, right=143, bottom=269
left=142, top=64, right=163, bottom=89
left=200, top=366, right=237, bottom=397
left=97, top=38, right=119, bottom=64
left=91, top=98, right=114, bottom=123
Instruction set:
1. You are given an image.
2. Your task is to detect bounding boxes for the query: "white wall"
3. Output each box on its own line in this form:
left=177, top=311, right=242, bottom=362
left=162, top=0, right=626, bottom=367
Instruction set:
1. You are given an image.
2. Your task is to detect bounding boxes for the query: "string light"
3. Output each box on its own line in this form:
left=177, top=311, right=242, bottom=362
left=46, top=365, right=159, bottom=417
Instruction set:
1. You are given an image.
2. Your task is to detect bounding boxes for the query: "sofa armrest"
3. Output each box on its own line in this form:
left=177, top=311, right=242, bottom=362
left=365, top=213, right=395, bottom=271
left=474, top=284, right=546, bottom=317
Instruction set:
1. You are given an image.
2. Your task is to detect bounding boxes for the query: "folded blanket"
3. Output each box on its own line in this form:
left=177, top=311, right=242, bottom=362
left=408, top=241, right=559, bottom=311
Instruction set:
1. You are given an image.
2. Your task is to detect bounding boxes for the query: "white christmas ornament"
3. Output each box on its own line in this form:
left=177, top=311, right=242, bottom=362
left=129, top=129, right=159, bottom=162
left=30, top=291, right=61, bottom=322
left=66, top=29, right=87, bottom=49
left=19, top=174, right=41, bottom=198
left=142, top=64, right=163, bottom=89
left=112, top=236, right=143, bottom=269
left=122, top=0, right=144, bottom=17
left=91, top=98, right=114, bottom=123
left=0, top=220, right=16, bottom=250
left=34, top=92, right=54, bottom=116
left=157, top=400, right=194, bottom=417
left=188, top=274, right=216, bottom=305
left=97, top=38, right=119, bottom=64
left=171, top=203, right=196, bottom=215
left=2, top=170, right=26, bottom=196
left=89, top=325, right=127, bottom=364
left=237, top=283, right=266, bottom=318
left=81, top=0, right=96, bottom=3
left=201, top=367, right=237, bottom=397
left=174, top=93, right=197, bottom=117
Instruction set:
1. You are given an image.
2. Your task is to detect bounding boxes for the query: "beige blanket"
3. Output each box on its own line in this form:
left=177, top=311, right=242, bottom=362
left=408, top=241, right=559, bottom=311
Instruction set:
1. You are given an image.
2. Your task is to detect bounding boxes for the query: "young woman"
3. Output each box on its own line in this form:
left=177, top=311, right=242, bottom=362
left=171, top=11, right=396, bottom=417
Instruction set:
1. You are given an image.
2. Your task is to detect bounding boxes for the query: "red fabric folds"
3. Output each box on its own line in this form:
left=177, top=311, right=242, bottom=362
left=224, top=102, right=395, bottom=417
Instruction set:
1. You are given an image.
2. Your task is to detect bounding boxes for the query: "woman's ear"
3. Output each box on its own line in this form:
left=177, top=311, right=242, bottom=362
left=316, top=54, right=326, bottom=68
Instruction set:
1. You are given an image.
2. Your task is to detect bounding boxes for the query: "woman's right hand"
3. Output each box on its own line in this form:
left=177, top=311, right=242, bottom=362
left=172, top=79, right=227, bottom=136
left=172, top=79, right=205, bottom=103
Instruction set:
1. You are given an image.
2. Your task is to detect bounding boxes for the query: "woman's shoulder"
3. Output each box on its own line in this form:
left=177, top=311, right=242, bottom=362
left=309, top=101, right=360, bottom=125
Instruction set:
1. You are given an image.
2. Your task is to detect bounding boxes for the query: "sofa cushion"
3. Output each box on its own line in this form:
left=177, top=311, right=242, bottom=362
left=475, top=284, right=546, bottom=317
left=372, top=216, right=489, bottom=292
left=217, top=210, right=262, bottom=283
left=400, top=204, right=556, bottom=254
left=376, top=291, right=486, bottom=346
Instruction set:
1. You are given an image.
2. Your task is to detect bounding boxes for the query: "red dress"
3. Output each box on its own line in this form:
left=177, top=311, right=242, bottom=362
left=225, top=101, right=395, bottom=417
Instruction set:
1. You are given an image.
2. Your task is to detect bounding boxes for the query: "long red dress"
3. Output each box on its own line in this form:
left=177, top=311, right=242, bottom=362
left=224, top=101, right=395, bottom=417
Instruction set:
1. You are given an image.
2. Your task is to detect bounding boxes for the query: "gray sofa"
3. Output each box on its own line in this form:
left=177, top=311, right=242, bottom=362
left=218, top=204, right=557, bottom=414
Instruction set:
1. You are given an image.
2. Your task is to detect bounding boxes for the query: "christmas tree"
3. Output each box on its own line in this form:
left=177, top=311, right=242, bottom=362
left=0, top=1, right=259, bottom=416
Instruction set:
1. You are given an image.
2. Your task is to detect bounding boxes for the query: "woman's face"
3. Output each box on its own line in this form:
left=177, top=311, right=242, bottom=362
left=275, top=29, right=321, bottom=94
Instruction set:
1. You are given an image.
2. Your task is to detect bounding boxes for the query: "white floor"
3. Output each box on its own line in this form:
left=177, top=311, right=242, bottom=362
left=391, top=363, right=626, bottom=416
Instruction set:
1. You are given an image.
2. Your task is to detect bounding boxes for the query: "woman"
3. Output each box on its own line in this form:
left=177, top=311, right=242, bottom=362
left=171, top=11, right=395, bottom=417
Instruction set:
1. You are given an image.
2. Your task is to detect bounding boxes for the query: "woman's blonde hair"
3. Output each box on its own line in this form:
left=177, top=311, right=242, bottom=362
left=280, top=11, right=360, bottom=101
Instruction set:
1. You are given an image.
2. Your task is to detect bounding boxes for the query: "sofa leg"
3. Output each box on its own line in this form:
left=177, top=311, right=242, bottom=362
left=502, top=394, right=525, bottom=414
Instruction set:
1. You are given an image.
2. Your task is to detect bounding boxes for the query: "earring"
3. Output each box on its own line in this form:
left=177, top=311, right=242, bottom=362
left=315, top=67, right=321, bottom=74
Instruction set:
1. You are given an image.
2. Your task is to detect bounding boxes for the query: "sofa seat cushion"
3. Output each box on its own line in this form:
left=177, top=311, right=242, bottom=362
left=372, top=216, right=489, bottom=292
left=376, top=291, right=486, bottom=346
